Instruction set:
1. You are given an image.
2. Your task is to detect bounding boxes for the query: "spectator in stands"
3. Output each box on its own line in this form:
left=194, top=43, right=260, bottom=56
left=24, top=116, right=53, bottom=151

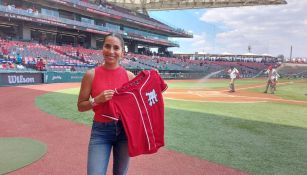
left=77, top=33, right=135, bottom=175
left=2, top=47, right=9, bottom=59
left=76, top=49, right=80, bottom=57
left=228, top=66, right=240, bottom=92
left=0, top=63, right=5, bottom=69
left=36, top=58, right=45, bottom=71
left=16, top=53, right=22, bottom=65
left=264, top=65, right=280, bottom=94
left=80, top=54, right=85, bottom=62
left=21, top=56, right=26, bottom=65
left=8, top=62, right=15, bottom=69
left=70, top=66, right=76, bottom=72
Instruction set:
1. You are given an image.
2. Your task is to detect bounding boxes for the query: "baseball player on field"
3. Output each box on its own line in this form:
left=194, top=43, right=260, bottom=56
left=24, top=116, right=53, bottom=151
left=227, top=66, right=240, bottom=92
left=264, top=65, right=280, bottom=94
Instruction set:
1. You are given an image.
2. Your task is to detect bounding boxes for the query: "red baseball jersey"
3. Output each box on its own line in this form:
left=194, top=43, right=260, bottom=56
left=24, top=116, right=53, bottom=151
left=101, top=70, right=167, bottom=157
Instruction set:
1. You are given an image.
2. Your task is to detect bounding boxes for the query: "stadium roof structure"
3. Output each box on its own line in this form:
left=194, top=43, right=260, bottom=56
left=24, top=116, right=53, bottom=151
left=106, top=0, right=287, bottom=13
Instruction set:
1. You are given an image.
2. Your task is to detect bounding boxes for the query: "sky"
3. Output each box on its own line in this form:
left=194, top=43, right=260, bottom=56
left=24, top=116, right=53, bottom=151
left=149, top=0, right=307, bottom=58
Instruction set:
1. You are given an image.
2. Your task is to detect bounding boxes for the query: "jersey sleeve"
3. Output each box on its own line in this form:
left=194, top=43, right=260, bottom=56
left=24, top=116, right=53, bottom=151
left=154, top=70, right=167, bottom=92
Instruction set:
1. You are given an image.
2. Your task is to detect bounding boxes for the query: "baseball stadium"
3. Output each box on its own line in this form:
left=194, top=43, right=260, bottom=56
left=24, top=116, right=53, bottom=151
left=1, top=0, right=307, bottom=175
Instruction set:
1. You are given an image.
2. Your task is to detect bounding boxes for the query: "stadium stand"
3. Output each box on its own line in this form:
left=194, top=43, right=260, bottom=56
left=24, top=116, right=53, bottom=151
left=278, top=63, right=307, bottom=78
left=0, top=0, right=297, bottom=85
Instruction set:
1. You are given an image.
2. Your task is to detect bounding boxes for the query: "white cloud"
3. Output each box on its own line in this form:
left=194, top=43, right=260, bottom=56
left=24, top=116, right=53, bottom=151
left=198, top=0, right=307, bottom=57
left=169, top=33, right=215, bottom=54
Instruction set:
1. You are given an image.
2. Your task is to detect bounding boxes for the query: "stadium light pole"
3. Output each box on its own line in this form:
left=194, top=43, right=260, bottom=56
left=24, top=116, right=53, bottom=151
left=289, top=45, right=293, bottom=60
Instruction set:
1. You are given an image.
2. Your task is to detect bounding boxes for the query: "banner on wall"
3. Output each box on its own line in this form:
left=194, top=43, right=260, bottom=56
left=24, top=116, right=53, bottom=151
left=44, top=72, right=84, bottom=83
left=0, top=72, right=43, bottom=86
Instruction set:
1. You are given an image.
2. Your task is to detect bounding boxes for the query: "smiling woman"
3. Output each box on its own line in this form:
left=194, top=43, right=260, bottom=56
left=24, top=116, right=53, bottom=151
left=77, top=33, right=135, bottom=175
left=102, top=33, right=125, bottom=69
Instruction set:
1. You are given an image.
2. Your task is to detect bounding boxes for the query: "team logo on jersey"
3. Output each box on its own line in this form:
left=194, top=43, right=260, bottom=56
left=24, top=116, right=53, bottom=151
left=146, top=89, right=158, bottom=106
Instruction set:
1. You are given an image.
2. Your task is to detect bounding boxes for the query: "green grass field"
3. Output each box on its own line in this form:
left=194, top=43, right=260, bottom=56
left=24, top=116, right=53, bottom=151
left=36, top=78, right=307, bottom=175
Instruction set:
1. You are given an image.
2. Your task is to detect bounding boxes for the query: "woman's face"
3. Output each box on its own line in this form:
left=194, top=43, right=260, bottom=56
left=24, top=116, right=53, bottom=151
left=102, top=36, right=123, bottom=67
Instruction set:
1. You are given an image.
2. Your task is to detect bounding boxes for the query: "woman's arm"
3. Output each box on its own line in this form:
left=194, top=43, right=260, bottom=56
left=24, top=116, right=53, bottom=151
left=77, top=70, right=94, bottom=112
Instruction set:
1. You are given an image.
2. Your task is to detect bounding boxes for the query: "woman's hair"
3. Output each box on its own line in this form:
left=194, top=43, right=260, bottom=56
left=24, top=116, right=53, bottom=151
left=102, top=33, right=125, bottom=51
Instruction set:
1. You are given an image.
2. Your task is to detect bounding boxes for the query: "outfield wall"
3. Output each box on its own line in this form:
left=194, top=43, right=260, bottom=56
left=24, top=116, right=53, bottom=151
left=0, top=71, right=84, bottom=86
left=0, top=70, right=209, bottom=86
left=43, top=72, right=84, bottom=83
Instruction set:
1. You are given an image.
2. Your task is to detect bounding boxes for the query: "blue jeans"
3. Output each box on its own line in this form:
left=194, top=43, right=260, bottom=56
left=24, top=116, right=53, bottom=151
left=87, top=121, right=130, bottom=175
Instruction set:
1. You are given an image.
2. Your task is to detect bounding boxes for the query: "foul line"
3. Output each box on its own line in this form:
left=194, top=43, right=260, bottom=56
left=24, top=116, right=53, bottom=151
left=165, top=97, right=267, bottom=104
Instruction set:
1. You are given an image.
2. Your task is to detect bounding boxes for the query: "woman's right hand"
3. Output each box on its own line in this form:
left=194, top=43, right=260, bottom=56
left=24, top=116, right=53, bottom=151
left=94, top=90, right=115, bottom=104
